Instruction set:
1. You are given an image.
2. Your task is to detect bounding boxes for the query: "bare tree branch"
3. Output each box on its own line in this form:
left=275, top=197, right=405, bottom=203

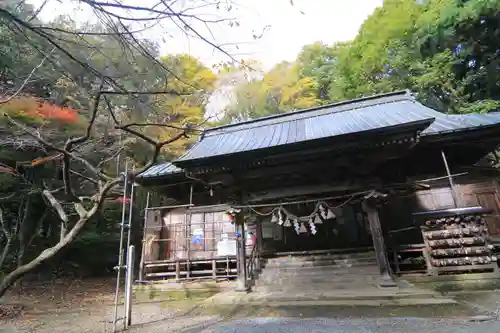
left=70, top=170, right=100, bottom=185
left=0, top=48, right=54, bottom=105
left=3, top=114, right=111, bottom=182
left=0, top=177, right=122, bottom=295
left=120, top=122, right=202, bottom=132
left=0, top=0, right=239, bottom=296
left=97, top=146, right=126, bottom=170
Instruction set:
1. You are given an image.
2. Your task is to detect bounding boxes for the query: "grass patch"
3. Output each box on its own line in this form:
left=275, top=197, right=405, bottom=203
left=134, top=285, right=219, bottom=303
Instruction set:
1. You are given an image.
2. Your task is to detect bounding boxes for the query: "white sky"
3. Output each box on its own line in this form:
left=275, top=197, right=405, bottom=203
left=28, top=0, right=383, bottom=70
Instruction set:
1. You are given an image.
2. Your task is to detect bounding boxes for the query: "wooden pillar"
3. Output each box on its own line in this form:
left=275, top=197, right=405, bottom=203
left=255, top=221, right=262, bottom=271
left=362, top=200, right=397, bottom=287
left=235, top=213, right=249, bottom=292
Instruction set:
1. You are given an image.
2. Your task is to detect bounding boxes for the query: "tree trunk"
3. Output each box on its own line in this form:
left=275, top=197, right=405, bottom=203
left=0, top=236, right=12, bottom=270
left=0, top=215, right=90, bottom=298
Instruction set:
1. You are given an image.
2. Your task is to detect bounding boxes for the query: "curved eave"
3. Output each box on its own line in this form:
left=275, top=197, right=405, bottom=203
left=421, top=122, right=500, bottom=144
left=135, top=162, right=187, bottom=186
left=174, top=118, right=434, bottom=169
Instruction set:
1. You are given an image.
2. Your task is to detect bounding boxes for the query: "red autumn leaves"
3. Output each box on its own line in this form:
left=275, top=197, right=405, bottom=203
left=2, top=96, right=80, bottom=124
left=1, top=97, right=81, bottom=169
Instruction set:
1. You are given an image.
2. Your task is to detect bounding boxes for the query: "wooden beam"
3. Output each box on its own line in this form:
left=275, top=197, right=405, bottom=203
left=186, top=134, right=420, bottom=177
left=243, top=182, right=372, bottom=203
left=234, top=213, right=249, bottom=292
left=362, top=200, right=397, bottom=287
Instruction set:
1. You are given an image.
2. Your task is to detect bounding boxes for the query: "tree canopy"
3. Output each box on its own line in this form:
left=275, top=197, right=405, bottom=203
left=224, top=0, right=500, bottom=121
left=0, top=0, right=221, bottom=294
left=1, top=0, right=500, bottom=296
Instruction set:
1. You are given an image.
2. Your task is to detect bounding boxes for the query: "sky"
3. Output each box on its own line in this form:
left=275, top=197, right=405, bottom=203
left=28, top=0, right=383, bottom=70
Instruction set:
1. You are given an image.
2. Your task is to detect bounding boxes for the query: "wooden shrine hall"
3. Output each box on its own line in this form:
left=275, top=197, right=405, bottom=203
left=135, top=91, right=500, bottom=291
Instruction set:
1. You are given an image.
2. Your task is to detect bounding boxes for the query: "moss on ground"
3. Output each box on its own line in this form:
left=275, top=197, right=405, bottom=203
left=133, top=284, right=219, bottom=304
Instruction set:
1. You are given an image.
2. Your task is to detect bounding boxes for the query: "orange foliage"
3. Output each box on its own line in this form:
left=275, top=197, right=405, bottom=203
left=2, top=96, right=80, bottom=124
left=34, top=100, right=79, bottom=123
left=30, top=154, right=63, bottom=166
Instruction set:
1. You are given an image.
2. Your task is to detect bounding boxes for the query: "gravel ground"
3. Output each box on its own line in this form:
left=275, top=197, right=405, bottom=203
left=0, top=302, right=219, bottom=333
left=192, top=317, right=500, bottom=333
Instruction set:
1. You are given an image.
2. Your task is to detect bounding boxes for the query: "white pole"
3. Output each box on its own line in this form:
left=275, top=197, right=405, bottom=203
left=123, top=183, right=135, bottom=331
left=125, top=245, right=135, bottom=329
left=139, top=192, right=150, bottom=282
left=113, top=162, right=128, bottom=333
left=126, top=183, right=135, bottom=251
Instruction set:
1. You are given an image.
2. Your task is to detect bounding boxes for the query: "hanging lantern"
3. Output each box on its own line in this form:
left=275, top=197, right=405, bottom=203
left=299, top=222, right=307, bottom=233
left=224, top=211, right=235, bottom=222
left=326, top=209, right=336, bottom=220
left=284, top=218, right=292, bottom=227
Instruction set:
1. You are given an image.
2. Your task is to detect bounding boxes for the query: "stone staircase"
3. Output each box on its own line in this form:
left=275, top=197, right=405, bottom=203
left=254, top=250, right=382, bottom=292
left=203, top=250, right=456, bottom=306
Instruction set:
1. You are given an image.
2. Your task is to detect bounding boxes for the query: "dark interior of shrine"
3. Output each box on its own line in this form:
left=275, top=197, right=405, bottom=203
left=259, top=202, right=375, bottom=254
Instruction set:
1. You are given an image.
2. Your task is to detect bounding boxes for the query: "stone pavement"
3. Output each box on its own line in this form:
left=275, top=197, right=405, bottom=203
left=187, top=317, right=500, bottom=333
left=203, top=283, right=456, bottom=307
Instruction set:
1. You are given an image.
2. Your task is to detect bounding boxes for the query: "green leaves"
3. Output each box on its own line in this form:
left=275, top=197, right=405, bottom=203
left=228, top=0, right=500, bottom=117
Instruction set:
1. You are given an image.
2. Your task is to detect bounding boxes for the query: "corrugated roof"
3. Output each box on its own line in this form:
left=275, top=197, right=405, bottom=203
left=138, top=91, right=500, bottom=178
left=415, top=108, right=500, bottom=135
left=137, top=162, right=182, bottom=178
left=176, top=91, right=433, bottom=162
left=176, top=93, right=500, bottom=163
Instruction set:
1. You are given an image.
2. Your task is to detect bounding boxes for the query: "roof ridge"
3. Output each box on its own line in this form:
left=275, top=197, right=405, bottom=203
left=203, top=90, right=413, bottom=137
left=198, top=90, right=415, bottom=137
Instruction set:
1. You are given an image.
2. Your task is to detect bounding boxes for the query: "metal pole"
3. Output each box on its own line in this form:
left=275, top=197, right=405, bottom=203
left=138, top=192, right=150, bottom=282
left=126, top=183, right=135, bottom=257
left=113, top=162, right=128, bottom=333
left=441, top=150, right=461, bottom=207
left=125, top=245, right=135, bottom=329
left=123, top=182, right=135, bottom=330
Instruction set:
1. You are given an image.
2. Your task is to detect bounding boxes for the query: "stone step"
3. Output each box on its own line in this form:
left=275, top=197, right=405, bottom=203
left=258, top=272, right=379, bottom=283
left=255, top=275, right=380, bottom=287
left=254, top=284, right=382, bottom=293
left=258, top=270, right=379, bottom=282
left=267, top=252, right=377, bottom=263
left=264, top=258, right=378, bottom=269
left=246, top=289, right=448, bottom=303
left=259, top=264, right=379, bottom=275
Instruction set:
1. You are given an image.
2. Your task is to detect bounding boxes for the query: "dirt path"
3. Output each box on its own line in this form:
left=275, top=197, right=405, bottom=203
left=0, top=278, right=219, bottom=333
left=2, top=278, right=499, bottom=333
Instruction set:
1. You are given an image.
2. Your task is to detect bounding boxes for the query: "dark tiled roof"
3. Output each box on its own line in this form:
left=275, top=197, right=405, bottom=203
left=422, top=111, right=500, bottom=135
left=137, top=162, right=182, bottom=178
left=177, top=92, right=435, bottom=162
left=138, top=91, right=500, bottom=179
